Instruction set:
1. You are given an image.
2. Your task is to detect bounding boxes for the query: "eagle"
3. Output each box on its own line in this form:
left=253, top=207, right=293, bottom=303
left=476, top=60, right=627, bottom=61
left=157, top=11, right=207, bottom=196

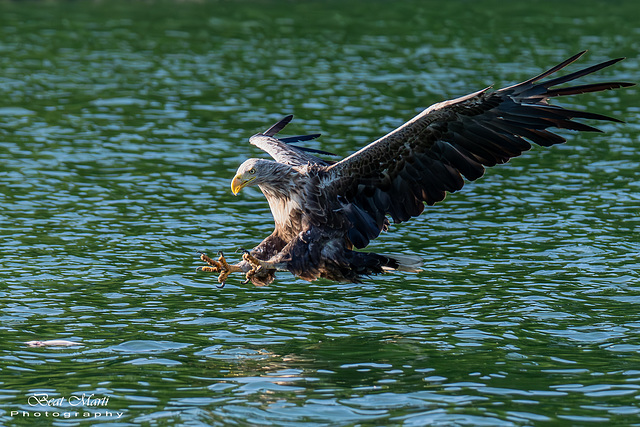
left=197, top=51, right=632, bottom=287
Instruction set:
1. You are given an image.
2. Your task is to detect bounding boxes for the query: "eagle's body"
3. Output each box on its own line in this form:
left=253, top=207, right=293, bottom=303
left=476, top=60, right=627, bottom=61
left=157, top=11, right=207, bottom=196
left=199, top=51, right=632, bottom=287
left=237, top=160, right=408, bottom=284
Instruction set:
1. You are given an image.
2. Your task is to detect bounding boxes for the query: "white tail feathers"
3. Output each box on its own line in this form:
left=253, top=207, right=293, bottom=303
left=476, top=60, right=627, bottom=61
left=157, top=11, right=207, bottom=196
left=382, top=254, right=423, bottom=273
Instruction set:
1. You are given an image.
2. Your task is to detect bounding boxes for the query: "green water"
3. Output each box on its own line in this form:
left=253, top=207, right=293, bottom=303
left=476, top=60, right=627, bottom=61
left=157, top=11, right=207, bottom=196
left=0, top=0, right=638, bottom=425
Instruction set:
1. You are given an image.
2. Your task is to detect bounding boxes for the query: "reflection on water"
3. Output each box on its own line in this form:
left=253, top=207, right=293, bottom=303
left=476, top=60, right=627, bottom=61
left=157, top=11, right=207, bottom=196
left=0, top=0, right=639, bottom=425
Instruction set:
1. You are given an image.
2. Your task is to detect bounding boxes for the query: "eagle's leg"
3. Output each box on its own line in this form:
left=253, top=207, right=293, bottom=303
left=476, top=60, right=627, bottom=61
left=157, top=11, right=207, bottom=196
left=196, top=251, right=245, bottom=288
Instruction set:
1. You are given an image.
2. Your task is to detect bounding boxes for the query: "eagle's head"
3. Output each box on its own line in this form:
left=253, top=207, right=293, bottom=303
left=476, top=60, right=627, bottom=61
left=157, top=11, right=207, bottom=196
left=231, top=158, right=288, bottom=195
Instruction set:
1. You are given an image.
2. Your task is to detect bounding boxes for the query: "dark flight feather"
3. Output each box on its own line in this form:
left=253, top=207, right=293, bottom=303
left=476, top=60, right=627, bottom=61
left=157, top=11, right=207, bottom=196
left=250, top=118, right=335, bottom=165
left=263, top=114, right=293, bottom=137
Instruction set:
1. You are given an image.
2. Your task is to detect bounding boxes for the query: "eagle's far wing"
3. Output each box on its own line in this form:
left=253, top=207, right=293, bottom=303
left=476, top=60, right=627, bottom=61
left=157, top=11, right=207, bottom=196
left=323, top=51, right=633, bottom=249
left=250, top=115, right=336, bottom=166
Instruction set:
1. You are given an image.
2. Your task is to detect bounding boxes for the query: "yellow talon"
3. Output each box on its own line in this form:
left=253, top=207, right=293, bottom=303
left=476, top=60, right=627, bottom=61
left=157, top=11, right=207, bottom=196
left=242, top=251, right=261, bottom=268
left=197, top=251, right=246, bottom=287
left=199, top=253, right=221, bottom=271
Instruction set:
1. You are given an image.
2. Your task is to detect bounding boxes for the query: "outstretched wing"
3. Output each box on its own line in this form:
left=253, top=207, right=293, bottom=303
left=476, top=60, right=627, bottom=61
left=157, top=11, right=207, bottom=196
left=323, top=51, right=633, bottom=249
left=250, top=115, right=337, bottom=166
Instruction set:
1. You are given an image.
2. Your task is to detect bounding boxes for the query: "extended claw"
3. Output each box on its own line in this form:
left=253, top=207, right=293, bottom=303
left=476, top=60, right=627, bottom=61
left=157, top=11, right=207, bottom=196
left=217, top=252, right=234, bottom=285
left=196, top=251, right=222, bottom=273
left=196, top=251, right=244, bottom=288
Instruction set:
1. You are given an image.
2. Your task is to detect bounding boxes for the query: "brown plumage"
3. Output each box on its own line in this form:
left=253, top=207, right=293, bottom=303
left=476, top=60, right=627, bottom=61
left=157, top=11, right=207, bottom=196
left=207, top=51, right=633, bottom=286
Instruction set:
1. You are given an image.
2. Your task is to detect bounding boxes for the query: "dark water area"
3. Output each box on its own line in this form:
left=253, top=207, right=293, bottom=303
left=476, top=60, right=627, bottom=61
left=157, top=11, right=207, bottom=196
left=0, top=0, right=638, bottom=425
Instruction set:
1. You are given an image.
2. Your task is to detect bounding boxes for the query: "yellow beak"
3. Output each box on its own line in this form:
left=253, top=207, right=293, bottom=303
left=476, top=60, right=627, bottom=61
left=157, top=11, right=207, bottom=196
left=231, top=174, right=253, bottom=195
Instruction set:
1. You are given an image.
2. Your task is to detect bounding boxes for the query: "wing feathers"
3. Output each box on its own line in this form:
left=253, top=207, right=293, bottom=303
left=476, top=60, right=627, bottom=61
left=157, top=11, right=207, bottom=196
left=514, top=50, right=587, bottom=87
left=546, top=82, right=633, bottom=98
left=433, top=141, right=485, bottom=181
left=251, top=116, right=334, bottom=166
left=448, top=128, right=504, bottom=166
left=278, top=134, right=321, bottom=143
left=322, top=52, right=632, bottom=248
left=485, top=121, right=564, bottom=148
left=263, top=114, right=293, bottom=137
left=528, top=57, right=626, bottom=91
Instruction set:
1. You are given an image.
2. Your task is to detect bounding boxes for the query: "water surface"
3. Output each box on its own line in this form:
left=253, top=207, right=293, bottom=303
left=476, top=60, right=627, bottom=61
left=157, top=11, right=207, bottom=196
left=0, top=0, right=639, bottom=425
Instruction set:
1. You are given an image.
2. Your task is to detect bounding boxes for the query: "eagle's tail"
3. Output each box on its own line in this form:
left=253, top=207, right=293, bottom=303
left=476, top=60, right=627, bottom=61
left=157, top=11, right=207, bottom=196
left=381, top=253, right=423, bottom=273
left=341, top=251, right=422, bottom=282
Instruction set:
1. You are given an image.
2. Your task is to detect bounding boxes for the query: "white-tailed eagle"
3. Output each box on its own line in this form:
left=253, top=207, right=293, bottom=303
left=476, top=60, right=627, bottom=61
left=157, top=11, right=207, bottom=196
left=197, top=51, right=633, bottom=287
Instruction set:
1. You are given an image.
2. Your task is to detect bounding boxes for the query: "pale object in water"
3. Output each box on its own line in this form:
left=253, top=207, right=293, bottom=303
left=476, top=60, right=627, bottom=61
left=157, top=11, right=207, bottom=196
left=25, top=340, right=83, bottom=347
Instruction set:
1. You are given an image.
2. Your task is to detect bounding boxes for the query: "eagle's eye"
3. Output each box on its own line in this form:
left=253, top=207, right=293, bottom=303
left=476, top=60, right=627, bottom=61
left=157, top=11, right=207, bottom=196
left=248, top=168, right=256, bottom=175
